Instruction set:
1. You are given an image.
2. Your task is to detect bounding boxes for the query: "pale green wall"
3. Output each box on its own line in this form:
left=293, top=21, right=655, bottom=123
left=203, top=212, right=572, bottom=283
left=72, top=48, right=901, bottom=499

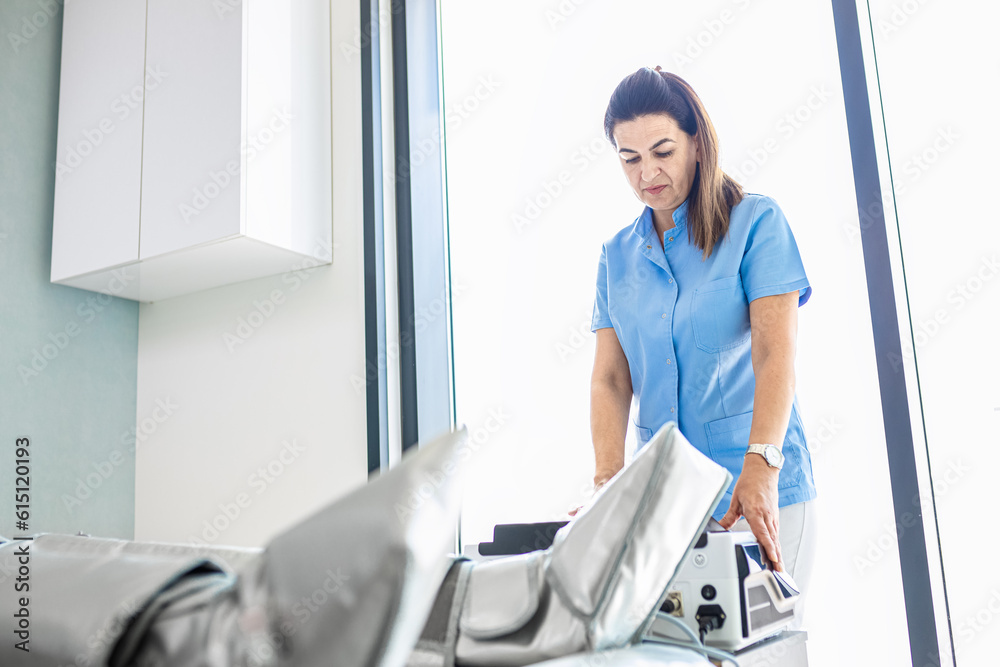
left=0, top=0, right=138, bottom=540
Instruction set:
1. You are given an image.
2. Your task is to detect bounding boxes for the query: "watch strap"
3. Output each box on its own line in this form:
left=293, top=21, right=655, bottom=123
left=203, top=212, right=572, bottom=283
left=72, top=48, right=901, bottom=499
left=746, top=443, right=784, bottom=469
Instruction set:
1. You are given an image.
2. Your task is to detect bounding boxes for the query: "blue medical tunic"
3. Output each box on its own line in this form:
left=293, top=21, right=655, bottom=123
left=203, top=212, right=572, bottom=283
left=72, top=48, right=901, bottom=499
left=591, top=193, right=817, bottom=519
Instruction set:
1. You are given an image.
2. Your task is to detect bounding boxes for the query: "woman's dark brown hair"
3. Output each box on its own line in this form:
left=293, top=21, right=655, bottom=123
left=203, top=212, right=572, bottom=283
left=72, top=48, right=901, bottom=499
left=604, top=67, right=743, bottom=259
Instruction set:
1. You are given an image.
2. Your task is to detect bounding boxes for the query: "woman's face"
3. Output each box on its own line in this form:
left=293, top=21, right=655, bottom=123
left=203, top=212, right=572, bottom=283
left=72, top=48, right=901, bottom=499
left=612, top=114, right=700, bottom=229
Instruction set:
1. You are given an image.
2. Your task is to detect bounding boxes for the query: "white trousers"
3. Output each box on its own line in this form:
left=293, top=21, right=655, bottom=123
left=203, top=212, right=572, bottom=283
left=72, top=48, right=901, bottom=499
left=730, top=499, right=817, bottom=628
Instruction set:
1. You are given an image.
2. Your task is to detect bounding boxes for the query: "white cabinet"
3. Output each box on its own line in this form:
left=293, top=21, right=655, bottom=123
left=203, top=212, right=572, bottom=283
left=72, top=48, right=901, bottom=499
left=51, top=0, right=146, bottom=280
left=51, top=0, right=332, bottom=302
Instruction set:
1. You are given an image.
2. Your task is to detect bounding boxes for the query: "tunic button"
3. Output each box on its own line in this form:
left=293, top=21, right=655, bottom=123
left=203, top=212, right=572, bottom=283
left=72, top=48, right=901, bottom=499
left=668, top=237, right=674, bottom=242
left=666, top=359, right=671, bottom=364
left=670, top=407, right=675, bottom=413
left=661, top=313, right=666, bottom=319
left=668, top=278, right=673, bottom=283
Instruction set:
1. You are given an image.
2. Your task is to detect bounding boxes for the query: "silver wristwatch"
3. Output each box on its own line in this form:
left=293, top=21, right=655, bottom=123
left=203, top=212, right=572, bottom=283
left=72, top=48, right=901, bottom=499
left=746, top=443, right=784, bottom=469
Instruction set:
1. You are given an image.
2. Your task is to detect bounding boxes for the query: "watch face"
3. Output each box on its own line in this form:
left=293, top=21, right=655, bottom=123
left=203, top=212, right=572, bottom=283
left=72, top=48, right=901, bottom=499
left=765, top=447, right=780, bottom=466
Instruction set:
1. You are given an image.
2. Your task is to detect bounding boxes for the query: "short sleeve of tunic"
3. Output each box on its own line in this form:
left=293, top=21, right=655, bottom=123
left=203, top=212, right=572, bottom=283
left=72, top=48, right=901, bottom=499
left=740, top=196, right=812, bottom=306
left=591, top=245, right=613, bottom=331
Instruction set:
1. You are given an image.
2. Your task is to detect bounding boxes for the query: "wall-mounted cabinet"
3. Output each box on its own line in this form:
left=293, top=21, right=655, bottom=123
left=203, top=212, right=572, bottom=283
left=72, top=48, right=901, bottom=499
left=51, top=0, right=332, bottom=302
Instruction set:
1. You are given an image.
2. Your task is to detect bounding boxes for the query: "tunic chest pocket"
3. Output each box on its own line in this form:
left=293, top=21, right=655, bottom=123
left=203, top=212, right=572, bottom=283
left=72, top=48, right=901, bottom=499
left=691, top=275, right=751, bottom=353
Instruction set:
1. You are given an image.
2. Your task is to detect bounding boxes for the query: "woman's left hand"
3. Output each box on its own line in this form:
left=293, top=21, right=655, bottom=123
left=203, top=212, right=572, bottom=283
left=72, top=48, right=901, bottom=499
left=718, top=455, right=783, bottom=571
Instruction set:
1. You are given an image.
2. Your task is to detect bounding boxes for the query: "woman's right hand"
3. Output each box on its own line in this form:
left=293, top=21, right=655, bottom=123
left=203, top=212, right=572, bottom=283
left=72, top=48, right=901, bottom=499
left=568, top=471, right=618, bottom=516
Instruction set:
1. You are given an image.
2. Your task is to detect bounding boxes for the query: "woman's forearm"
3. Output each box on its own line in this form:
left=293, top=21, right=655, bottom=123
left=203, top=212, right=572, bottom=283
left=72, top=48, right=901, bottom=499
left=747, top=292, right=800, bottom=449
left=590, top=378, right=631, bottom=484
left=748, top=352, right=796, bottom=449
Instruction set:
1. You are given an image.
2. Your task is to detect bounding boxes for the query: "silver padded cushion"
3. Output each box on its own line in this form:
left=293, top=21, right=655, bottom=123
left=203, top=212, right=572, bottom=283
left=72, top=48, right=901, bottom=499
left=0, top=534, right=258, bottom=667
left=263, top=426, right=472, bottom=667
left=454, top=423, right=731, bottom=666
left=459, top=551, right=544, bottom=640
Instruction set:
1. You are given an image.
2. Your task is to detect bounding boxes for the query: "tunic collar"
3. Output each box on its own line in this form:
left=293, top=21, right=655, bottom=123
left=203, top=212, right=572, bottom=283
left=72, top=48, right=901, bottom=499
left=631, top=198, right=690, bottom=246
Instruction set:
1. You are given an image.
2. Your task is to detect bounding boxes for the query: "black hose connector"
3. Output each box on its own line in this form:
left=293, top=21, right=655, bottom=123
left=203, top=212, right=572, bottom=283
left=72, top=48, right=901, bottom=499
left=695, top=604, right=726, bottom=644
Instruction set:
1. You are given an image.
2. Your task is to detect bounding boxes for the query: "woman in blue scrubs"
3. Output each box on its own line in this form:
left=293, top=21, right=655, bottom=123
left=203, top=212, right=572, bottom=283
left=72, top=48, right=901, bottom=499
left=589, top=67, right=816, bottom=585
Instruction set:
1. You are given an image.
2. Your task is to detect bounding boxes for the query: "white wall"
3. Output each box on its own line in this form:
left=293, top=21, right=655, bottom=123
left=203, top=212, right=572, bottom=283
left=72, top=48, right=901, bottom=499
left=134, top=0, right=368, bottom=548
left=870, top=2, right=1000, bottom=664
